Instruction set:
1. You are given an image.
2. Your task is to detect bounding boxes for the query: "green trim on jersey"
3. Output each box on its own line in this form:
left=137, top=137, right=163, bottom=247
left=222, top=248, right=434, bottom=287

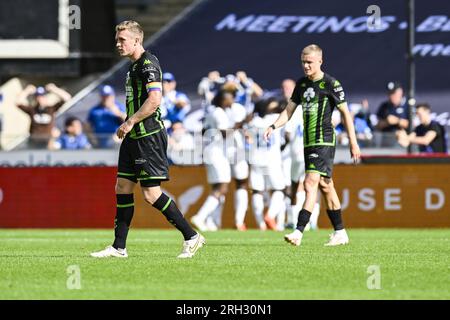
left=129, top=128, right=162, bottom=140
left=154, top=109, right=164, bottom=129
left=319, top=96, right=328, bottom=142
left=135, top=79, right=147, bottom=136
left=304, top=96, right=319, bottom=146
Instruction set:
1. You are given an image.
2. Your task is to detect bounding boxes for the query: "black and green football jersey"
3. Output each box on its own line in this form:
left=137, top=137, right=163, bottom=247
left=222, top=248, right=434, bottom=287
left=125, top=51, right=164, bottom=139
left=290, top=73, right=346, bottom=148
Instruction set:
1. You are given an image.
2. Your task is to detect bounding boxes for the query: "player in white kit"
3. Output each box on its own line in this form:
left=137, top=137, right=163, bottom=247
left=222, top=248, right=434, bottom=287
left=284, top=107, right=321, bottom=230
left=191, top=90, right=249, bottom=231
left=247, top=102, right=286, bottom=230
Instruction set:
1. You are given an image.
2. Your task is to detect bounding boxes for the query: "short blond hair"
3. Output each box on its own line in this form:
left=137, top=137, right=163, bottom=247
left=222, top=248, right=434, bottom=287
left=302, top=44, right=322, bottom=57
left=116, top=20, right=144, bottom=44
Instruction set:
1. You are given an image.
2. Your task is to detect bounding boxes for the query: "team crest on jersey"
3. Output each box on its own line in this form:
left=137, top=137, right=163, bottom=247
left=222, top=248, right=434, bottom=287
left=303, top=87, right=315, bottom=102
left=319, top=81, right=326, bottom=89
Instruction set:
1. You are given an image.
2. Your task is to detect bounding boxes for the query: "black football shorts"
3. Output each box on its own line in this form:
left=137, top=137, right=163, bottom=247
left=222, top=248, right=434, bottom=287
left=117, top=129, right=170, bottom=187
left=304, top=146, right=336, bottom=178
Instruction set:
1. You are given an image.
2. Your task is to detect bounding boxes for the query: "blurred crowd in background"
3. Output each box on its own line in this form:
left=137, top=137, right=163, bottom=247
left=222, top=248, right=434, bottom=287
left=4, top=71, right=448, bottom=155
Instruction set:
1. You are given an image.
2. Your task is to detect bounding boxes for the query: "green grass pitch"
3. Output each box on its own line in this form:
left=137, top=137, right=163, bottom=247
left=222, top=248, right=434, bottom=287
left=0, top=229, right=449, bottom=299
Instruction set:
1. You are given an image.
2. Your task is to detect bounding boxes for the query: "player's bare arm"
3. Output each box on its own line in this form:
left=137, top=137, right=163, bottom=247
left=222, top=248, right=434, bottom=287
left=116, top=90, right=162, bottom=139
left=263, top=99, right=297, bottom=141
left=338, top=102, right=361, bottom=163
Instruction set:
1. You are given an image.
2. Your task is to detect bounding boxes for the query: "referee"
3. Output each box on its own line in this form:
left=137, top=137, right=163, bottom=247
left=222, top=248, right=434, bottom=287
left=264, top=44, right=361, bottom=247
left=91, top=21, right=205, bottom=259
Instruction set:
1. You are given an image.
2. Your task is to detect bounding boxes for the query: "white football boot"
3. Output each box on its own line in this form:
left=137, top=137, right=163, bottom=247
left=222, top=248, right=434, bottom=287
left=324, top=230, right=349, bottom=246
left=90, top=245, right=128, bottom=258
left=284, top=229, right=303, bottom=246
left=177, top=233, right=206, bottom=259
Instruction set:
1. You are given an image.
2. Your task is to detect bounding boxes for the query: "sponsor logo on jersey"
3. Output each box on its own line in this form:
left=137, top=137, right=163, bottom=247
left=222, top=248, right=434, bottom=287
left=125, top=72, right=133, bottom=102
left=140, top=169, right=149, bottom=176
left=135, top=158, right=147, bottom=164
left=143, top=66, right=158, bottom=73
left=319, top=81, right=326, bottom=89
left=308, top=153, right=319, bottom=158
left=144, top=59, right=152, bottom=65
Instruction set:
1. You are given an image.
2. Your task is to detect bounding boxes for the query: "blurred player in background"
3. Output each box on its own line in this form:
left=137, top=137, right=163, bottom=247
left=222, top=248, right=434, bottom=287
left=191, top=90, right=249, bottom=231
left=284, top=106, right=321, bottom=231
left=264, top=44, right=360, bottom=247
left=247, top=100, right=286, bottom=231
left=91, top=20, right=204, bottom=259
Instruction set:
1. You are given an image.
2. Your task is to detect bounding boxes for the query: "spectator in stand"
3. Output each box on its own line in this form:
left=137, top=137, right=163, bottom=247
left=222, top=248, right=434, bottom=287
left=15, top=83, right=71, bottom=149
left=161, top=72, right=191, bottom=128
left=335, top=100, right=373, bottom=147
left=397, top=103, right=448, bottom=153
left=167, top=121, right=195, bottom=164
left=168, top=121, right=195, bottom=151
left=221, top=72, right=263, bottom=115
left=375, top=82, right=409, bottom=146
left=49, top=116, right=91, bottom=150
left=87, top=85, right=126, bottom=148
left=235, top=71, right=264, bottom=113
left=279, top=79, right=296, bottom=109
left=197, top=70, right=224, bottom=107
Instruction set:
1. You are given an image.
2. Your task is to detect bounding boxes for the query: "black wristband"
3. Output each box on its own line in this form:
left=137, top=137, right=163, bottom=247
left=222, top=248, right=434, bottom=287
left=270, top=124, right=276, bottom=130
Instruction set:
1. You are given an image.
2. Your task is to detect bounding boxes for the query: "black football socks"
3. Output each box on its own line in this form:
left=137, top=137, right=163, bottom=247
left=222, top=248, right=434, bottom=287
left=113, top=194, right=134, bottom=250
left=153, top=193, right=197, bottom=240
left=296, top=208, right=312, bottom=233
left=327, top=209, right=344, bottom=231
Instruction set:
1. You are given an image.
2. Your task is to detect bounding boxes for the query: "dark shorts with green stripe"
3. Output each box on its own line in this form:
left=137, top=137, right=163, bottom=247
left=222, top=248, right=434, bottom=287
left=304, top=146, right=335, bottom=178
left=117, top=130, right=169, bottom=187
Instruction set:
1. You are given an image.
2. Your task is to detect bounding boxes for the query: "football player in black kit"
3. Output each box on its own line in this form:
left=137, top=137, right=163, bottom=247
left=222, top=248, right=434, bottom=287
left=91, top=21, right=205, bottom=259
left=264, top=44, right=361, bottom=247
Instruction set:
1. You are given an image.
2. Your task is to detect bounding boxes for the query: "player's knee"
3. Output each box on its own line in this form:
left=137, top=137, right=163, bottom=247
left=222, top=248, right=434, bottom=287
left=319, top=177, right=334, bottom=193
left=115, top=179, right=132, bottom=194
left=143, top=188, right=162, bottom=205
